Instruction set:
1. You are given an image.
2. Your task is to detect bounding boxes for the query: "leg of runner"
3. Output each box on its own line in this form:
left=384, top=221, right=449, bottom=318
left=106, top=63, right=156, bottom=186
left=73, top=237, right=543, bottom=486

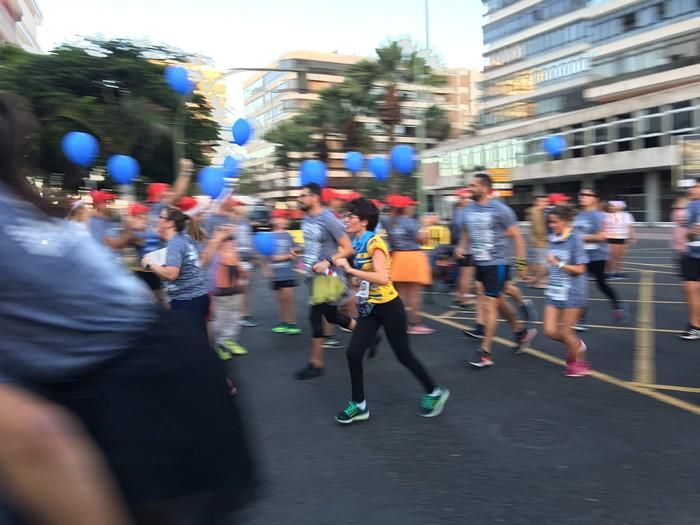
left=0, top=385, right=133, bottom=525
left=680, top=276, right=700, bottom=340
left=587, top=260, right=625, bottom=321
left=297, top=303, right=355, bottom=380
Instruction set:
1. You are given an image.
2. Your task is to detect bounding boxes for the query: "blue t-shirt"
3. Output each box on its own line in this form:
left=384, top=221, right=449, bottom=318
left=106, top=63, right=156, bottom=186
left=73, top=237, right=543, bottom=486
left=385, top=216, right=420, bottom=251
left=573, top=210, right=608, bottom=262
left=685, top=200, right=700, bottom=259
left=546, top=231, right=589, bottom=308
left=89, top=215, right=119, bottom=247
left=0, top=185, right=157, bottom=384
left=269, top=231, right=297, bottom=282
left=202, top=212, right=232, bottom=237
left=163, top=233, right=207, bottom=301
left=460, top=199, right=517, bottom=266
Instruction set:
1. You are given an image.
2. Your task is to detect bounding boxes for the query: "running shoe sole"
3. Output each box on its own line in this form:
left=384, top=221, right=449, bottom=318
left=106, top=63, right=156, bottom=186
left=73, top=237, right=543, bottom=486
left=420, top=389, right=450, bottom=418
left=463, top=329, right=484, bottom=340
left=515, top=328, right=538, bottom=354
left=467, top=358, right=494, bottom=368
left=335, top=411, right=370, bottom=424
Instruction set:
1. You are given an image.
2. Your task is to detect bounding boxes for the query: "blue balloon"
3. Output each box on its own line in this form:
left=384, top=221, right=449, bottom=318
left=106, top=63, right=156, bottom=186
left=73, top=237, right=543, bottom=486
left=198, top=167, right=225, bottom=199
left=165, top=66, right=192, bottom=95
left=391, top=144, right=416, bottom=175
left=223, top=156, right=241, bottom=177
left=232, top=118, right=253, bottom=146
left=106, top=155, right=140, bottom=185
left=253, top=231, right=277, bottom=257
left=61, top=131, right=99, bottom=167
left=368, top=156, right=390, bottom=181
left=300, top=159, right=327, bottom=187
left=543, top=135, right=566, bottom=156
left=344, top=151, right=364, bottom=174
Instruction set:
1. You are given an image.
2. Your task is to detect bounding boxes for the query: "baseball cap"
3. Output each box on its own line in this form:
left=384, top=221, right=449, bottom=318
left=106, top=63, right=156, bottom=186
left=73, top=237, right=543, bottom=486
left=146, top=182, right=171, bottom=203
left=128, top=202, right=150, bottom=216
left=90, top=190, right=116, bottom=206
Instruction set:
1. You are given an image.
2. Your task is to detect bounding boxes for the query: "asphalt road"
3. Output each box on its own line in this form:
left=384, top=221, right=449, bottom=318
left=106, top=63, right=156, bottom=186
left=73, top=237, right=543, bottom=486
left=229, top=237, right=700, bottom=525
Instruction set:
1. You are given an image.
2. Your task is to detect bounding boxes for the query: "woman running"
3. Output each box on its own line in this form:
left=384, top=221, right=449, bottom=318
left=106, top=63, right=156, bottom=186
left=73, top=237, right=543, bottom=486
left=333, top=198, right=449, bottom=424
left=573, top=188, right=625, bottom=329
left=543, top=206, right=591, bottom=377
left=605, top=201, right=635, bottom=280
left=384, top=195, right=434, bottom=334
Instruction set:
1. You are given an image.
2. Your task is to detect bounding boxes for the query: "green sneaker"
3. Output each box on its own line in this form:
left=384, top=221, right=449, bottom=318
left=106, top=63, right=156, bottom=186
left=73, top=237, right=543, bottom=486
left=420, top=388, right=450, bottom=418
left=285, top=324, right=301, bottom=335
left=222, top=340, right=248, bottom=356
left=271, top=323, right=289, bottom=334
left=335, top=401, right=370, bottom=425
left=215, top=344, right=233, bottom=361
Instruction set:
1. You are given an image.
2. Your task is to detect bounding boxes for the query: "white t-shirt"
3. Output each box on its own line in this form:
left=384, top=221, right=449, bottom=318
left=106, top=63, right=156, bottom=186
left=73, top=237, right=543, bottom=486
left=605, top=212, right=635, bottom=239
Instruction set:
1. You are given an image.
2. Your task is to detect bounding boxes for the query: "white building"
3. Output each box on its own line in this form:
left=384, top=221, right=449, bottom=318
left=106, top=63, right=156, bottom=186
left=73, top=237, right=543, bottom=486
left=424, top=0, right=700, bottom=221
left=0, top=0, right=42, bottom=52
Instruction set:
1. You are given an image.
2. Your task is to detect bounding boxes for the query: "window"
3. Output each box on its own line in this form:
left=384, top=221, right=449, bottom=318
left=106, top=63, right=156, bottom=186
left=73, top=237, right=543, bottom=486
left=672, top=101, right=692, bottom=132
left=656, top=2, right=667, bottom=18
left=622, top=12, right=637, bottom=32
left=617, top=114, right=634, bottom=152
left=594, top=120, right=608, bottom=155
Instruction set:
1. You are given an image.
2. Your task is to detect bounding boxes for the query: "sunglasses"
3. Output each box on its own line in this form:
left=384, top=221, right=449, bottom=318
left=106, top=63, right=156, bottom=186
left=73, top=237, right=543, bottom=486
left=579, top=193, right=596, bottom=197
left=158, top=215, right=173, bottom=221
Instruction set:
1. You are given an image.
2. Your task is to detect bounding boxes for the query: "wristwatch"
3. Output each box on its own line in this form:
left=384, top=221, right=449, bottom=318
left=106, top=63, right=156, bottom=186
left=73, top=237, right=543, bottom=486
left=557, top=261, right=565, bottom=269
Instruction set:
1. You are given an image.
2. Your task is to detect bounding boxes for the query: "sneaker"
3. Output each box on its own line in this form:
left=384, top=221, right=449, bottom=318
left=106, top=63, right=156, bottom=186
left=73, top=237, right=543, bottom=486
left=335, top=401, right=370, bottom=424
left=520, top=299, right=538, bottom=323
left=338, top=325, right=353, bottom=333
left=408, top=324, right=435, bottom=335
left=271, top=322, right=289, bottom=334
left=612, top=308, right=627, bottom=323
left=295, top=363, right=324, bottom=380
left=240, top=316, right=258, bottom=328
left=222, top=340, right=248, bottom=356
left=679, top=327, right=700, bottom=340
left=368, top=334, right=382, bottom=359
left=463, top=325, right=484, bottom=340
left=563, top=362, right=589, bottom=378
left=323, top=337, right=342, bottom=349
left=467, top=349, right=494, bottom=368
left=215, top=345, right=233, bottom=361
left=514, top=328, right=537, bottom=354
left=420, top=388, right=450, bottom=418
left=286, top=324, right=302, bottom=335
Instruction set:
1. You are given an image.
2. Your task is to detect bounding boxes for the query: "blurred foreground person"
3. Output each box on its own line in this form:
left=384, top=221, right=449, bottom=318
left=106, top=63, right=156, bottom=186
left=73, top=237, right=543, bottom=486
left=0, top=94, right=255, bottom=524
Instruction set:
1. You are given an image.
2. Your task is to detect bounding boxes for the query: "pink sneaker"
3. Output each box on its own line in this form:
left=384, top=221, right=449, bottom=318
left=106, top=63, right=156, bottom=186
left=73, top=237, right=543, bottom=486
left=408, top=324, right=435, bottom=335
left=563, top=362, right=589, bottom=378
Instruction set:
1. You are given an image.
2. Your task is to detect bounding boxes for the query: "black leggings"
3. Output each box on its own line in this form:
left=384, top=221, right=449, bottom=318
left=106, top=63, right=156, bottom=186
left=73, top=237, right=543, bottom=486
left=586, top=260, right=620, bottom=309
left=346, top=297, right=436, bottom=403
left=309, top=302, right=352, bottom=338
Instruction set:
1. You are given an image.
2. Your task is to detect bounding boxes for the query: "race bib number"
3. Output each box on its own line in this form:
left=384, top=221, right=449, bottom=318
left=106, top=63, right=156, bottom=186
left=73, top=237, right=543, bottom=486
left=356, top=280, right=370, bottom=299
left=584, top=243, right=599, bottom=251
left=546, top=283, right=570, bottom=302
left=473, top=244, right=493, bottom=262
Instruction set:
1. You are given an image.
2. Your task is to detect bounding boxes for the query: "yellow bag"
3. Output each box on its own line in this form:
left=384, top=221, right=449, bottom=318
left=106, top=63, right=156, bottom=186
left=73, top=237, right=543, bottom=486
left=309, top=274, right=346, bottom=305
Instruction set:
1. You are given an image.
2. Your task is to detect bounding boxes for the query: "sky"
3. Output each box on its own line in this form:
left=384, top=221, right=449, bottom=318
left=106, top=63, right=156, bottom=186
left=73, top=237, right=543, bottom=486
left=38, top=0, right=485, bottom=71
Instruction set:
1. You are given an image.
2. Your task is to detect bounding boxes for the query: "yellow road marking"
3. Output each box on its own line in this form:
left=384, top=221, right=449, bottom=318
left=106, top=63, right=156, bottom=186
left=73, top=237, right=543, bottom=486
left=621, top=267, right=677, bottom=276
left=519, top=296, right=684, bottom=305
left=634, top=270, right=656, bottom=384
left=443, top=315, right=680, bottom=334
left=418, top=311, right=700, bottom=416
left=623, top=261, right=674, bottom=269
left=628, top=383, right=700, bottom=394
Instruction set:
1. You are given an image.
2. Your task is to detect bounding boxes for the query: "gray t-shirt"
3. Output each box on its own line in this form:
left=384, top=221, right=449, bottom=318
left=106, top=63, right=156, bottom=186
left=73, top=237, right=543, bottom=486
left=0, top=185, right=157, bottom=384
left=233, top=218, right=253, bottom=261
left=202, top=212, right=232, bottom=238
left=301, top=208, right=346, bottom=273
left=546, top=231, right=589, bottom=308
left=573, top=210, right=608, bottom=262
left=89, top=215, right=120, bottom=247
left=163, top=233, right=207, bottom=301
left=385, top=215, right=420, bottom=251
left=685, top=200, right=700, bottom=259
left=270, top=231, right=297, bottom=282
left=460, top=199, right=517, bottom=266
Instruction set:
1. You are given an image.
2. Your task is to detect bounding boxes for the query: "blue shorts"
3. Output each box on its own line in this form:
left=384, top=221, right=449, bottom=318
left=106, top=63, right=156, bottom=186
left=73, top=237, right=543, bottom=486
left=475, top=264, right=510, bottom=298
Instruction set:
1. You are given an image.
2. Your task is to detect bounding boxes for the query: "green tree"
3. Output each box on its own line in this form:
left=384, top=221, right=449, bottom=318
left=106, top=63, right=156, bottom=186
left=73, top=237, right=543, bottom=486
left=0, top=39, right=219, bottom=190
left=424, top=105, right=451, bottom=143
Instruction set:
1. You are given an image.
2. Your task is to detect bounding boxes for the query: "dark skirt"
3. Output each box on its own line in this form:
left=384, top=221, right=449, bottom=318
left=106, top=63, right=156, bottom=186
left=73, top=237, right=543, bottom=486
left=33, top=309, right=256, bottom=520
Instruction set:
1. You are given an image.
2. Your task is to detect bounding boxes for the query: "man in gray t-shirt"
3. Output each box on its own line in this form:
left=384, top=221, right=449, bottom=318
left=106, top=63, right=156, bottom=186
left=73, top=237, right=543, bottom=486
left=456, top=173, right=534, bottom=368
left=295, top=183, right=354, bottom=380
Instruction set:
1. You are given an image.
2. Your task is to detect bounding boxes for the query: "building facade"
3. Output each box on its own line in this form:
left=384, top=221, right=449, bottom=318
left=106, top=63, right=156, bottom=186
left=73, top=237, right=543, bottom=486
left=424, top=0, right=700, bottom=221
left=0, top=0, right=42, bottom=52
left=241, top=51, right=481, bottom=203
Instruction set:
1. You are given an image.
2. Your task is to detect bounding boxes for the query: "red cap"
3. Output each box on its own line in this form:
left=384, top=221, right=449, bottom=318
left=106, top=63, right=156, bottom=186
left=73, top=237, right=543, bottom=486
left=406, top=197, right=418, bottom=206
left=386, top=194, right=413, bottom=209
left=90, top=190, right=116, bottom=206
left=271, top=209, right=289, bottom=219
left=339, top=191, right=362, bottom=202
left=548, top=193, right=570, bottom=205
left=370, top=199, right=383, bottom=209
left=176, top=196, right=198, bottom=213
left=321, top=188, right=340, bottom=203
left=146, top=182, right=171, bottom=203
left=128, top=202, right=150, bottom=216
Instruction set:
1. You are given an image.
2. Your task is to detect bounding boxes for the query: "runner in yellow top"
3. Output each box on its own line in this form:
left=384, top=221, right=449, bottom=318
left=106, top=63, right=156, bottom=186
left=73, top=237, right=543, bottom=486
left=333, top=197, right=449, bottom=425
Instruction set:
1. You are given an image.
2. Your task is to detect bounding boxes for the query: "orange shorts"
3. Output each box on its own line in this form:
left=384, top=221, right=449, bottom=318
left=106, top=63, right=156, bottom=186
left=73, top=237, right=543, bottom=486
left=390, top=250, right=432, bottom=285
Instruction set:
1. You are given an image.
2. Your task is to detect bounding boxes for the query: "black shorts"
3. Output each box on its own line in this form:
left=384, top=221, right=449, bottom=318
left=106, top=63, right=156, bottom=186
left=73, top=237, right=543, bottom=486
left=607, top=238, right=627, bottom=245
left=272, top=279, right=297, bottom=290
left=134, top=269, right=161, bottom=290
left=457, top=254, right=473, bottom=267
left=681, top=255, right=700, bottom=281
left=475, top=264, right=510, bottom=297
